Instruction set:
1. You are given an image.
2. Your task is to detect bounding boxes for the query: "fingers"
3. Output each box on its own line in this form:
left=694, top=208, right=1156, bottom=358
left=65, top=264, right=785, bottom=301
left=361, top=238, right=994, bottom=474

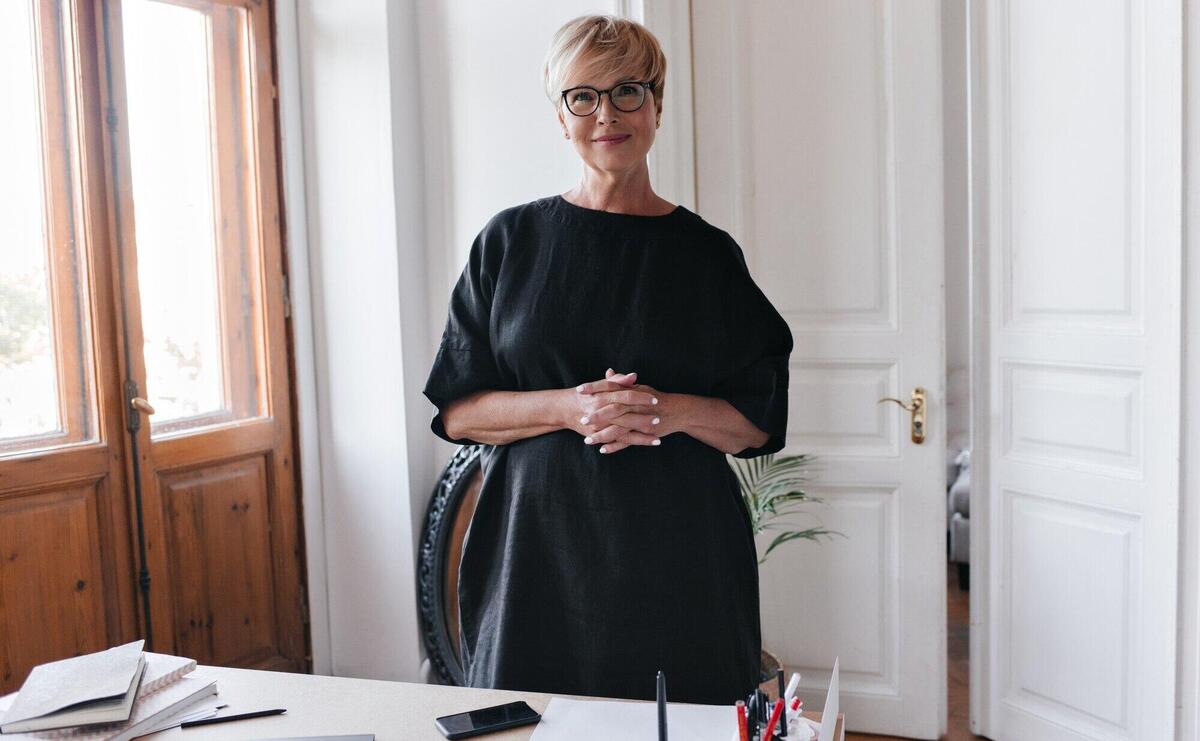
left=575, top=370, right=664, bottom=455
left=601, top=388, right=658, bottom=408
left=578, top=392, right=658, bottom=429
left=576, top=376, right=632, bottom=395
left=597, top=440, right=631, bottom=454
left=610, top=410, right=662, bottom=434
left=598, top=430, right=662, bottom=454
left=577, top=368, right=639, bottom=394
left=606, top=367, right=640, bottom=385
left=580, top=404, right=661, bottom=430
left=583, top=424, right=662, bottom=452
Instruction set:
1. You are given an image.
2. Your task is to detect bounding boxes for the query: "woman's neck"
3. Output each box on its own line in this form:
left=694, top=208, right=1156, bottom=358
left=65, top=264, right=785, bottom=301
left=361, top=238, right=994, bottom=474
left=565, top=169, right=674, bottom=215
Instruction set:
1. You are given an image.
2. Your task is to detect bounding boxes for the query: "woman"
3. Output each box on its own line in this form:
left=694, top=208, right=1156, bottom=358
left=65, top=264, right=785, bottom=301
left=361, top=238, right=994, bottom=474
left=422, top=14, right=793, bottom=705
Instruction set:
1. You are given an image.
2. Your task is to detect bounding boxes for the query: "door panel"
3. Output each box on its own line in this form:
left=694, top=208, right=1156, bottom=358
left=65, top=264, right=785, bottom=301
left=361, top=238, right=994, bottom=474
left=692, top=1, right=947, bottom=737
left=0, top=484, right=111, bottom=683
left=161, top=455, right=282, bottom=667
left=973, top=1, right=1182, bottom=738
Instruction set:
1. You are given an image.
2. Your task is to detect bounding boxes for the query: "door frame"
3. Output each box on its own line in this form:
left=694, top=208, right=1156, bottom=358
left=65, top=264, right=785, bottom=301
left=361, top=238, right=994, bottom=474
left=271, top=0, right=332, bottom=677
left=967, top=2, right=993, bottom=733
left=1178, top=1, right=1200, bottom=738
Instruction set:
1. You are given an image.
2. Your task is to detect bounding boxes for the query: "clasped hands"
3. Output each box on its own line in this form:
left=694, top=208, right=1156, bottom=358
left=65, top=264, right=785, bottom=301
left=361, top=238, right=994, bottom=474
left=567, top=367, right=672, bottom=454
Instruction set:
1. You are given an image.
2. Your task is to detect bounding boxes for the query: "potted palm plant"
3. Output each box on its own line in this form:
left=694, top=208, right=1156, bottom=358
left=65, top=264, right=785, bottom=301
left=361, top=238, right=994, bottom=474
left=727, top=452, right=840, bottom=691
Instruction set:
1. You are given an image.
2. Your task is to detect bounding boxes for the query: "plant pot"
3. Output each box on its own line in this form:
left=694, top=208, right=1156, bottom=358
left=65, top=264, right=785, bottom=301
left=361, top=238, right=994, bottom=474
left=758, top=647, right=784, bottom=698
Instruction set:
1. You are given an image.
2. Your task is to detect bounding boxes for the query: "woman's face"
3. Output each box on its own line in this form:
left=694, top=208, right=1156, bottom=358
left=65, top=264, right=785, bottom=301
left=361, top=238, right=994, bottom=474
left=557, top=65, right=660, bottom=176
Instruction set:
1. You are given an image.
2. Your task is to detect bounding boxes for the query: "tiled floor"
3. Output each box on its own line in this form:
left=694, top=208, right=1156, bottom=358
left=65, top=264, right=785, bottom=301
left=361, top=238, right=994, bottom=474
left=846, top=563, right=984, bottom=741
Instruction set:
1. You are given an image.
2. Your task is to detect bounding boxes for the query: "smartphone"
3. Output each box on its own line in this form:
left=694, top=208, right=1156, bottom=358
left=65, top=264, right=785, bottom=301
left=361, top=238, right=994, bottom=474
left=434, top=700, right=542, bottom=739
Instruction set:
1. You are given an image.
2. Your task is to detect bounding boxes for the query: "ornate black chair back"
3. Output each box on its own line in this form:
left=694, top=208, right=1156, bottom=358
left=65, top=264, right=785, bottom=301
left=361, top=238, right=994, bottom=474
left=418, top=444, right=485, bottom=686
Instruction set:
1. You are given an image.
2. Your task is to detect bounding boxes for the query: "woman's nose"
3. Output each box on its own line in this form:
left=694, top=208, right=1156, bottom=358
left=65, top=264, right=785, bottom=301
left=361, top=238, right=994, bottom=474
left=596, top=94, right=620, bottom=123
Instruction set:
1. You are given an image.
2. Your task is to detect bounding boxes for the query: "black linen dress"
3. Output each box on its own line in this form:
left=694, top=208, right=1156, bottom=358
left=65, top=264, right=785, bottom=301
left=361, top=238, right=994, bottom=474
left=422, top=195, right=793, bottom=705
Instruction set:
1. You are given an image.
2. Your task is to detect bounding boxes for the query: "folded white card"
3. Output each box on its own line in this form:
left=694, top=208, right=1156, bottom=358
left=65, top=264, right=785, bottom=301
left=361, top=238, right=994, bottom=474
left=818, top=657, right=840, bottom=741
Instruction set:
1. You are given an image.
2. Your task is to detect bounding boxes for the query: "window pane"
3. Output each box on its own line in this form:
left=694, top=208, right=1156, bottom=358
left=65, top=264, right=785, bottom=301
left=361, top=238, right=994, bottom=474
left=121, top=0, right=263, bottom=435
left=0, top=2, right=63, bottom=448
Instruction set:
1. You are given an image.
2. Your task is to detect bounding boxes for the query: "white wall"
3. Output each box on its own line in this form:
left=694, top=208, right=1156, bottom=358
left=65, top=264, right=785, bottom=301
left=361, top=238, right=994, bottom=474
left=416, top=0, right=612, bottom=359
left=279, top=0, right=432, bottom=681
left=280, top=0, right=678, bottom=680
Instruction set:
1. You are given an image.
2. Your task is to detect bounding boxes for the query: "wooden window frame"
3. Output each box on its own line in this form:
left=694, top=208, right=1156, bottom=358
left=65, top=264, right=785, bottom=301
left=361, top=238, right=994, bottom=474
left=1, top=0, right=99, bottom=455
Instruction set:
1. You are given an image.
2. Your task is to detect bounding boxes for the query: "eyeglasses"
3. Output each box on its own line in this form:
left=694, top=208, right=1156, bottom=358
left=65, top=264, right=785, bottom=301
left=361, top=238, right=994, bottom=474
left=560, top=80, right=654, bottom=117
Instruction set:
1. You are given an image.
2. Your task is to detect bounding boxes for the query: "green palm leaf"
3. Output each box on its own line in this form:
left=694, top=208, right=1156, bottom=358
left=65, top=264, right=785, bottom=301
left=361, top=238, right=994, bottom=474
left=729, top=451, right=844, bottom=564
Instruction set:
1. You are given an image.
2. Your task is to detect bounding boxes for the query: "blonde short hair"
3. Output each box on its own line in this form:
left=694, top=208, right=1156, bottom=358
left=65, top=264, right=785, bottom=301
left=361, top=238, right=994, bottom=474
left=542, top=15, right=667, bottom=113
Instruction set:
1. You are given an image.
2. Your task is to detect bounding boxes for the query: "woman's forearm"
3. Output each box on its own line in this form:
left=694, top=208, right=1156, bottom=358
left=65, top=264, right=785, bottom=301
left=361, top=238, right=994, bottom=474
left=667, top=393, right=770, bottom=455
left=441, top=389, right=569, bottom=445
left=440, top=387, right=768, bottom=454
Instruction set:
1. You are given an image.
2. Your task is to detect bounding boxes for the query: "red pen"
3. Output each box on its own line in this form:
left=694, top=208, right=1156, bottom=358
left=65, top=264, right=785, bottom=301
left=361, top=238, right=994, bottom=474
left=763, top=698, right=784, bottom=738
left=736, top=700, right=749, bottom=741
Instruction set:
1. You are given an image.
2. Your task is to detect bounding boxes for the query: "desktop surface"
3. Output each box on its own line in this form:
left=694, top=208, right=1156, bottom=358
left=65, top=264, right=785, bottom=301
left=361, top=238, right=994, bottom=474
left=141, top=665, right=843, bottom=740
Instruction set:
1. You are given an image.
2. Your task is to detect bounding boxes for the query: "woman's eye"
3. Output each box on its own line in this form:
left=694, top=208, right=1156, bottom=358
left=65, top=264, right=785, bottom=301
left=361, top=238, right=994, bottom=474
left=617, top=85, right=637, bottom=95
left=571, top=91, right=595, bottom=102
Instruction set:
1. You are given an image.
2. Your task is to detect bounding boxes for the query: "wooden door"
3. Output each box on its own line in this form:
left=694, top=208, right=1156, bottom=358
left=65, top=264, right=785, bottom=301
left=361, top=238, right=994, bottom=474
left=0, top=0, right=139, bottom=693
left=692, top=1, right=948, bottom=737
left=94, top=0, right=307, bottom=671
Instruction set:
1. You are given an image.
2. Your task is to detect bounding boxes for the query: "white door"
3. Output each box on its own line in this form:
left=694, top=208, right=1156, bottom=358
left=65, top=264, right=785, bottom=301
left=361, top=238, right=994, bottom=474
left=690, top=2, right=947, bottom=737
left=970, top=1, right=1182, bottom=739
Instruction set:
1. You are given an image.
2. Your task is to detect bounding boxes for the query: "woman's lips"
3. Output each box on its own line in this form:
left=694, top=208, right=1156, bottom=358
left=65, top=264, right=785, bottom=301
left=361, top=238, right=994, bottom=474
left=594, top=135, right=631, bottom=145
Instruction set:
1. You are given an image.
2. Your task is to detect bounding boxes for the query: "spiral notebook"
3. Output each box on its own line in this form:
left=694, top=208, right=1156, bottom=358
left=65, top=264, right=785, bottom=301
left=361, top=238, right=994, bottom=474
left=0, top=652, right=209, bottom=741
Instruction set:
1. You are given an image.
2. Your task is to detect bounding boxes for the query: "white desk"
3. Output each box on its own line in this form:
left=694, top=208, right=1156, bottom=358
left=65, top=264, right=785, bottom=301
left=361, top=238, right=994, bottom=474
left=141, top=666, right=844, bottom=740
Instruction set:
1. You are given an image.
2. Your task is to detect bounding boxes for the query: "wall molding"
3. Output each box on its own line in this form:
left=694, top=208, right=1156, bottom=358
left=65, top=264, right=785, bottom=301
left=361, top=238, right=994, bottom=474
left=273, top=0, right=331, bottom=676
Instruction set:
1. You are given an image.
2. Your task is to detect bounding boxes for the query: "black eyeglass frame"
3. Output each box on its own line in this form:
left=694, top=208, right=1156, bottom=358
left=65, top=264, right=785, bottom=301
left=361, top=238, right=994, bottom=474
left=560, top=80, right=656, bottom=117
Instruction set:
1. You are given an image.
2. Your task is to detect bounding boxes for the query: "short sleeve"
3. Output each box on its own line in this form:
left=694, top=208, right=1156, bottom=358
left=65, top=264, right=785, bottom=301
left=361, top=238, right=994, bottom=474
left=422, top=223, right=506, bottom=445
left=710, top=235, right=794, bottom=459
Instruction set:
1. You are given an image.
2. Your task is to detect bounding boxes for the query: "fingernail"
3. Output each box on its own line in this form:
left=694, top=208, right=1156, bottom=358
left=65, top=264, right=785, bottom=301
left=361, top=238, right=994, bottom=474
left=651, top=439, right=661, bottom=446
left=599, top=446, right=608, bottom=453
left=652, top=417, right=660, bottom=425
left=584, top=436, right=593, bottom=444
left=651, top=397, right=659, bottom=405
left=577, top=384, right=585, bottom=392
left=606, top=367, right=614, bottom=374
left=581, top=416, right=590, bottom=424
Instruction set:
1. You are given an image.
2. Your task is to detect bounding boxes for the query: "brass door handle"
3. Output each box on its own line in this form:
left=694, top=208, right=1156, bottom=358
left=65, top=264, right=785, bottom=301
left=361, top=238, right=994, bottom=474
left=878, top=387, right=926, bottom=444
left=130, top=397, right=156, bottom=415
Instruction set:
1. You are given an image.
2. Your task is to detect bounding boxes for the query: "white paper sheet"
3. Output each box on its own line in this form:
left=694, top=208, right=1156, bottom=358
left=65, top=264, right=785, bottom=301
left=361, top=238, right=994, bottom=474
left=530, top=698, right=735, bottom=741
left=132, top=695, right=224, bottom=735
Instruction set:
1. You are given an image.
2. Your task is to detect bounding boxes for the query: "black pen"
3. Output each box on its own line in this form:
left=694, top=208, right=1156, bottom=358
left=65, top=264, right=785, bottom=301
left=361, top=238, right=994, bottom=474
left=777, top=669, right=787, bottom=737
left=657, top=670, right=668, bottom=741
left=181, top=708, right=287, bottom=728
